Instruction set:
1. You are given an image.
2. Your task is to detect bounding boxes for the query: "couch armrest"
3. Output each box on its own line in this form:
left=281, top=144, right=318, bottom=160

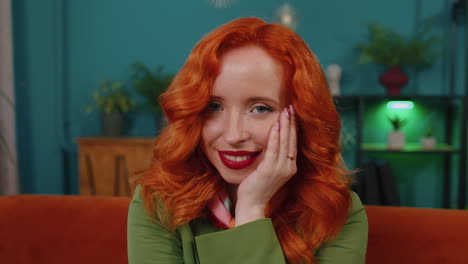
left=366, top=205, right=468, bottom=264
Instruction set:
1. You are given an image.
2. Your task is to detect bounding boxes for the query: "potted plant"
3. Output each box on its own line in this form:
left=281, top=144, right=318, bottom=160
left=356, top=22, right=439, bottom=95
left=421, top=127, right=436, bottom=150
left=387, top=115, right=407, bottom=150
left=86, top=80, right=136, bottom=137
left=130, top=62, right=173, bottom=130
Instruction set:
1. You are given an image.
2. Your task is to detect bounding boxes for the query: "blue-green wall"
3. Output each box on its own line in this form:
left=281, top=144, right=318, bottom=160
left=12, top=0, right=466, bottom=208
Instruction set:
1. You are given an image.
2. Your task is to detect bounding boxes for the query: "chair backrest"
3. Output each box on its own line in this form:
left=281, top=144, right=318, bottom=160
left=0, top=195, right=130, bottom=264
left=366, top=205, right=468, bottom=264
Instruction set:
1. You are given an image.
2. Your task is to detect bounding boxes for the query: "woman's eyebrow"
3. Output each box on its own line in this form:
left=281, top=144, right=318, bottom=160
left=247, top=96, right=279, bottom=106
left=208, top=96, right=224, bottom=102
left=208, top=95, right=279, bottom=106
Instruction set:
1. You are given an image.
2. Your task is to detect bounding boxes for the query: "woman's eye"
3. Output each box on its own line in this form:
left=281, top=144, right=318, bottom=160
left=206, top=102, right=222, bottom=112
left=252, top=105, right=273, bottom=114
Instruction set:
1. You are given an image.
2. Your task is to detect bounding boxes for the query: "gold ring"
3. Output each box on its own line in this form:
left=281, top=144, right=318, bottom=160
left=287, top=155, right=295, bottom=160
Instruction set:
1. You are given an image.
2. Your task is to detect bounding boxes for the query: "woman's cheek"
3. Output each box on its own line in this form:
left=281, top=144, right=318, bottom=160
left=248, top=117, right=277, bottom=147
left=201, top=118, right=222, bottom=144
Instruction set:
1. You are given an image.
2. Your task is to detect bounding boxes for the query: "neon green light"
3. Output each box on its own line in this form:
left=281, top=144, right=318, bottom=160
left=387, top=101, right=414, bottom=110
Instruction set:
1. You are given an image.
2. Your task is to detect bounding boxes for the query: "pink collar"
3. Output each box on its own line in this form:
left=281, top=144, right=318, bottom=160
left=207, top=190, right=235, bottom=228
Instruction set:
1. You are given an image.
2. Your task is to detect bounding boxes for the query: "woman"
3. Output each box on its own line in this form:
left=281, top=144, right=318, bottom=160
left=128, top=17, right=368, bottom=264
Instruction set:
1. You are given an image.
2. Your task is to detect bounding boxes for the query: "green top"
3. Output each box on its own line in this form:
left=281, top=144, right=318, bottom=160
left=127, top=186, right=368, bottom=263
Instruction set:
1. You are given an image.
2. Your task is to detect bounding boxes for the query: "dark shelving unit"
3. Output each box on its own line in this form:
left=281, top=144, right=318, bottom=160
left=334, top=1, right=468, bottom=209
left=335, top=95, right=467, bottom=209
left=330, top=1, right=468, bottom=209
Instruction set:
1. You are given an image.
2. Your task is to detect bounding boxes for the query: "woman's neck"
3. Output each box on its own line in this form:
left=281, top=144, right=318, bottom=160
left=226, top=184, right=239, bottom=214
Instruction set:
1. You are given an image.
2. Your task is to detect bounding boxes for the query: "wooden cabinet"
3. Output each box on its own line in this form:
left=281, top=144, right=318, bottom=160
left=76, top=137, right=154, bottom=197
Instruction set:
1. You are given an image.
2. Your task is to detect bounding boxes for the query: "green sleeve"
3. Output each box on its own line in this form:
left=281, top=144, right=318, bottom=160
left=315, top=192, right=368, bottom=264
left=127, top=186, right=185, bottom=264
left=194, top=218, right=286, bottom=264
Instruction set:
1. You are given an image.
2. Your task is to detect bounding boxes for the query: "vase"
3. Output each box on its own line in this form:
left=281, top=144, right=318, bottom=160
left=379, top=66, right=408, bottom=95
left=421, top=137, right=436, bottom=150
left=388, top=131, right=405, bottom=150
left=102, top=112, right=124, bottom=137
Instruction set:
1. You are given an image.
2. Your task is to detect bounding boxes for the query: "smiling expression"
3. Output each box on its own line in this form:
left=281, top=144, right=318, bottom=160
left=200, top=45, right=285, bottom=185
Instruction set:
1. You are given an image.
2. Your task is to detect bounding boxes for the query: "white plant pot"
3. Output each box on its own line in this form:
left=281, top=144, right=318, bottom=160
left=421, top=137, right=436, bottom=150
left=388, top=131, right=405, bottom=150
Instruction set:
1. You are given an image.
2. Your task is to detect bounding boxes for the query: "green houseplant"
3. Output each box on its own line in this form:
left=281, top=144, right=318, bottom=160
left=130, top=62, right=173, bottom=116
left=356, top=22, right=439, bottom=95
left=130, top=62, right=174, bottom=132
left=86, top=80, right=136, bottom=137
left=421, top=126, right=436, bottom=150
left=388, top=115, right=408, bottom=131
left=387, top=115, right=408, bottom=150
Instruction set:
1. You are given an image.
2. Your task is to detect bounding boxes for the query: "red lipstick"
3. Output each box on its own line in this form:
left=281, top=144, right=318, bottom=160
left=217, top=150, right=260, bottom=170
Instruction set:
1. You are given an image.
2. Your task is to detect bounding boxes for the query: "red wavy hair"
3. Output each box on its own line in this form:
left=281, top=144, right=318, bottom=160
left=136, top=17, right=352, bottom=264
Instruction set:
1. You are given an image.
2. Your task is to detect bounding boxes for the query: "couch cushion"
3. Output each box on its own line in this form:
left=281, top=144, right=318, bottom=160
left=0, top=195, right=130, bottom=264
left=2, top=195, right=468, bottom=264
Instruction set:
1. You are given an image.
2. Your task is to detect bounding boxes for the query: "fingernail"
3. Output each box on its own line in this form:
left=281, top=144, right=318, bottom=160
left=284, top=108, right=290, bottom=119
left=289, top=105, right=295, bottom=116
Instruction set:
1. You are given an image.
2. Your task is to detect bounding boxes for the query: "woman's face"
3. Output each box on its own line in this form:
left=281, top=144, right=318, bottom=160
left=200, top=45, right=285, bottom=185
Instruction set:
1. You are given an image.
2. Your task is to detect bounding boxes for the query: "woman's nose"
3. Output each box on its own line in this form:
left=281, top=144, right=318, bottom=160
left=224, top=113, right=250, bottom=145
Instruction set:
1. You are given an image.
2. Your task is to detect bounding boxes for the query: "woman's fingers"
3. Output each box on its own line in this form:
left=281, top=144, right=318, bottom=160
left=263, top=121, right=280, bottom=166
left=255, top=106, right=296, bottom=179
left=278, top=107, right=291, bottom=165
left=288, top=105, right=297, bottom=158
left=288, top=105, right=298, bottom=174
left=236, top=105, right=296, bottom=211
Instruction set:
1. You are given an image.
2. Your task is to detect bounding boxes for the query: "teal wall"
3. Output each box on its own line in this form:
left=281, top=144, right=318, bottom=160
left=12, top=0, right=466, bottom=208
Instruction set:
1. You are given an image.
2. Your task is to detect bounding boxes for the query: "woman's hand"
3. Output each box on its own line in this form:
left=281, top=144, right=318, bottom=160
left=235, top=105, right=297, bottom=226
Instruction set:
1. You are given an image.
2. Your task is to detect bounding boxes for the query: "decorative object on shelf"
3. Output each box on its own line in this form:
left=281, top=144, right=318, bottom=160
left=421, top=127, right=436, bottom=150
left=379, top=66, right=408, bottom=95
left=356, top=22, right=439, bottom=95
left=86, top=80, right=136, bottom=137
left=130, top=62, right=173, bottom=130
left=276, top=3, right=298, bottom=30
left=326, top=64, right=342, bottom=96
left=387, top=115, right=407, bottom=150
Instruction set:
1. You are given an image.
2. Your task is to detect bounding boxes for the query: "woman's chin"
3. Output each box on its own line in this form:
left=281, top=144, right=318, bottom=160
left=221, top=174, right=248, bottom=185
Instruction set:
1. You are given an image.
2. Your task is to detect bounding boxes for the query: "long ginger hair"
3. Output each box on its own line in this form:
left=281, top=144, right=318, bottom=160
left=136, top=17, right=352, bottom=264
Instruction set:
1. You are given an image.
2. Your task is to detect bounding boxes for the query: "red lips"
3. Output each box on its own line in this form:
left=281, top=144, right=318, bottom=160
left=217, top=150, right=260, bottom=170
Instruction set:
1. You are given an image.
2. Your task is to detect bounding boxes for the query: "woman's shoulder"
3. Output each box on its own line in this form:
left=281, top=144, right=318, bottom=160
left=131, top=184, right=143, bottom=203
left=130, top=184, right=165, bottom=212
left=130, top=184, right=176, bottom=226
left=129, top=184, right=151, bottom=219
left=348, top=191, right=367, bottom=220
left=131, top=184, right=159, bottom=206
left=350, top=191, right=365, bottom=210
left=129, top=184, right=160, bottom=221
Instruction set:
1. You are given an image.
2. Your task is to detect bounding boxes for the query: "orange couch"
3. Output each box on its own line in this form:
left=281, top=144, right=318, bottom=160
left=1, top=195, right=467, bottom=264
